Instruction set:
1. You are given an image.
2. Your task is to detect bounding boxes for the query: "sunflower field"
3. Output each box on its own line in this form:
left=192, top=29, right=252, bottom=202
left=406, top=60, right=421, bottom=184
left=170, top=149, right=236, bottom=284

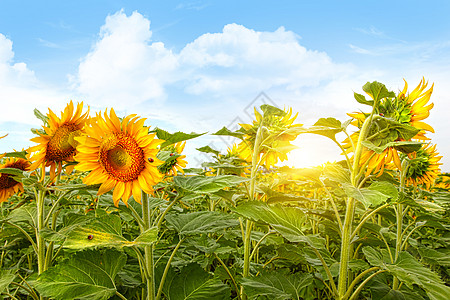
left=0, top=79, right=449, bottom=300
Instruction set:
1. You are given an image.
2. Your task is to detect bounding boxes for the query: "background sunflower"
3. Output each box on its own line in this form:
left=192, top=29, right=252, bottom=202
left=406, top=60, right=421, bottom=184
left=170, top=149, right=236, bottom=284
left=0, top=157, right=30, bottom=203
left=28, top=101, right=89, bottom=180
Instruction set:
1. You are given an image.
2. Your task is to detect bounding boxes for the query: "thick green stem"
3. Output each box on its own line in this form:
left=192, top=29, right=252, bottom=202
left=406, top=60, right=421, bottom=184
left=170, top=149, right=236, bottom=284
left=337, top=197, right=356, bottom=299
left=241, top=124, right=264, bottom=300
left=393, top=160, right=408, bottom=290
left=338, top=115, right=375, bottom=299
left=142, top=192, right=155, bottom=300
left=36, top=189, right=46, bottom=275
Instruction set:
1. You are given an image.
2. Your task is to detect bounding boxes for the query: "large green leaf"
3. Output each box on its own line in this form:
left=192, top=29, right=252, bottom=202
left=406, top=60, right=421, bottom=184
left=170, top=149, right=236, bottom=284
left=362, top=140, right=422, bottom=155
left=362, top=81, right=395, bottom=103
left=35, top=249, right=126, bottom=300
left=343, top=184, right=390, bottom=209
left=2, top=150, right=28, bottom=159
left=164, top=263, right=230, bottom=300
left=212, top=126, right=245, bottom=139
left=418, top=247, right=450, bottom=267
left=63, top=214, right=157, bottom=249
left=240, top=270, right=313, bottom=300
left=234, top=201, right=307, bottom=242
left=153, top=128, right=206, bottom=149
left=0, top=270, right=16, bottom=294
left=363, top=247, right=450, bottom=300
left=174, top=175, right=249, bottom=194
left=300, top=117, right=346, bottom=141
left=7, top=204, right=37, bottom=227
left=196, top=145, right=221, bottom=156
left=166, top=211, right=239, bottom=236
left=322, top=163, right=351, bottom=184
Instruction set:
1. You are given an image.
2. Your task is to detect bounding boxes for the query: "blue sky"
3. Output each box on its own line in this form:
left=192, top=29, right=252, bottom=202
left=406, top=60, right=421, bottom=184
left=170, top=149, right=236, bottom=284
left=1, top=0, right=449, bottom=170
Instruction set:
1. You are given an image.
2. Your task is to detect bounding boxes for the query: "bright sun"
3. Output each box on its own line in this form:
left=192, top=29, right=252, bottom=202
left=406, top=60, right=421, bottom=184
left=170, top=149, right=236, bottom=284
left=284, top=134, right=342, bottom=168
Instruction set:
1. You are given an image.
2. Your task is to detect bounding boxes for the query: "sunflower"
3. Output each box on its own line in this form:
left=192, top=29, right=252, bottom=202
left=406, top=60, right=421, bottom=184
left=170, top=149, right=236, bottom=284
left=157, top=141, right=187, bottom=176
left=344, top=78, right=434, bottom=176
left=28, top=101, right=89, bottom=180
left=0, top=157, right=30, bottom=203
left=398, top=78, right=434, bottom=140
left=405, top=143, right=442, bottom=189
left=74, top=108, right=163, bottom=206
left=238, top=107, right=301, bottom=169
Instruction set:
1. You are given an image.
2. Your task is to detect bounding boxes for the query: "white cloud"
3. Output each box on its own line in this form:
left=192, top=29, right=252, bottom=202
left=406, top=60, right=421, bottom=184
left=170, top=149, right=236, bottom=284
left=75, top=11, right=178, bottom=110
left=1, top=10, right=449, bottom=170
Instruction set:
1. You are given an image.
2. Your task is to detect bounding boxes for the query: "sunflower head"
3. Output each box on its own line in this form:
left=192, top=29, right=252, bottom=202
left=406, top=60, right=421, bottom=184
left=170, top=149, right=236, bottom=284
left=157, top=141, right=187, bottom=176
left=28, top=101, right=89, bottom=180
left=344, top=79, right=435, bottom=177
left=405, top=143, right=442, bottom=189
left=0, top=157, right=30, bottom=203
left=237, top=105, right=302, bottom=169
left=75, top=108, right=163, bottom=206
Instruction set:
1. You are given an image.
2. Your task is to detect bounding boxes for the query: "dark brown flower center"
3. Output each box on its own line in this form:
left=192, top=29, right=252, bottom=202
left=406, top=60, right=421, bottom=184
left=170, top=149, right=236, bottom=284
left=0, top=160, right=29, bottom=189
left=46, top=123, right=80, bottom=162
left=99, top=133, right=145, bottom=182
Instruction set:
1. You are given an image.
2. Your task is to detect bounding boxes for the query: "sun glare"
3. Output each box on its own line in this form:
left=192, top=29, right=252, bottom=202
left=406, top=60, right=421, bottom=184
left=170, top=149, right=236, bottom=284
left=285, top=135, right=342, bottom=168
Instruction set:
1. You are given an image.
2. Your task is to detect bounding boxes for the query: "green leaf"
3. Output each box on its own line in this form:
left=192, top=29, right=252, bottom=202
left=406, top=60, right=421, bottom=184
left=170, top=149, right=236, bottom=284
left=7, top=204, right=37, bottom=227
left=212, top=126, right=245, bottom=139
left=362, top=140, right=422, bottom=155
left=35, top=249, right=126, bottom=300
left=343, top=185, right=390, bottom=208
left=362, top=81, right=395, bottom=103
left=34, top=108, right=49, bottom=125
left=234, top=201, right=307, bottom=242
left=241, top=271, right=313, bottom=300
left=260, top=104, right=286, bottom=118
left=164, top=263, right=230, bottom=300
left=196, top=145, right=221, bottom=156
left=63, top=214, right=157, bottom=249
left=0, top=270, right=16, bottom=293
left=302, top=117, right=345, bottom=140
left=368, top=181, right=398, bottom=202
left=174, top=175, right=249, bottom=194
left=0, top=167, right=25, bottom=177
left=2, top=150, right=27, bottom=159
left=153, top=128, right=206, bottom=149
left=166, top=211, right=239, bottom=236
left=363, top=247, right=450, bottom=300
left=323, top=163, right=351, bottom=184
left=418, top=247, right=450, bottom=267
left=354, top=92, right=374, bottom=106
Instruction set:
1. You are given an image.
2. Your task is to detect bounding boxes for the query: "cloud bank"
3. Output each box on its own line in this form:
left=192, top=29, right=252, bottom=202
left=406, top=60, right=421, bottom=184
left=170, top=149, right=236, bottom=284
left=1, top=10, right=449, bottom=170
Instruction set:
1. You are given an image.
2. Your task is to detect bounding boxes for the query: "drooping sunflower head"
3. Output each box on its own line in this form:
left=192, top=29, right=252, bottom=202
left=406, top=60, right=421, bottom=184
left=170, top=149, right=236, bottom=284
left=397, top=78, right=434, bottom=140
left=157, top=141, right=187, bottom=176
left=74, top=108, right=163, bottom=206
left=238, top=105, right=301, bottom=169
left=0, top=157, right=30, bottom=203
left=405, top=143, right=442, bottom=189
left=28, top=101, right=89, bottom=179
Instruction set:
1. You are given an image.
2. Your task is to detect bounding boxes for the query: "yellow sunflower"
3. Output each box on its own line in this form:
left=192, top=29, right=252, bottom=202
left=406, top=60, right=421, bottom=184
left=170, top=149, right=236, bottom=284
left=344, top=78, right=434, bottom=176
left=238, top=107, right=301, bottom=169
left=28, top=101, right=89, bottom=180
left=158, top=141, right=187, bottom=176
left=405, top=143, right=442, bottom=189
left=74, top=108, right=163, bottom=206
left=398, top=78, right=434, bottom=140
left=0, top=157, right=30, bottom=203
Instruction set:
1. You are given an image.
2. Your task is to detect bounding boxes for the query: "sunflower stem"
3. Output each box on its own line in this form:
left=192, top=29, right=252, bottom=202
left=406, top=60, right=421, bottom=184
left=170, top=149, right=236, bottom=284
left=338, top=115, right=375, bottom=300
left=36, top=184, right=46, bottom=276
left=142, top=191, right=155, bottom=300
left=393, top=160, right=409, bottom=290
left=241, top=121, right=264, bottom=300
